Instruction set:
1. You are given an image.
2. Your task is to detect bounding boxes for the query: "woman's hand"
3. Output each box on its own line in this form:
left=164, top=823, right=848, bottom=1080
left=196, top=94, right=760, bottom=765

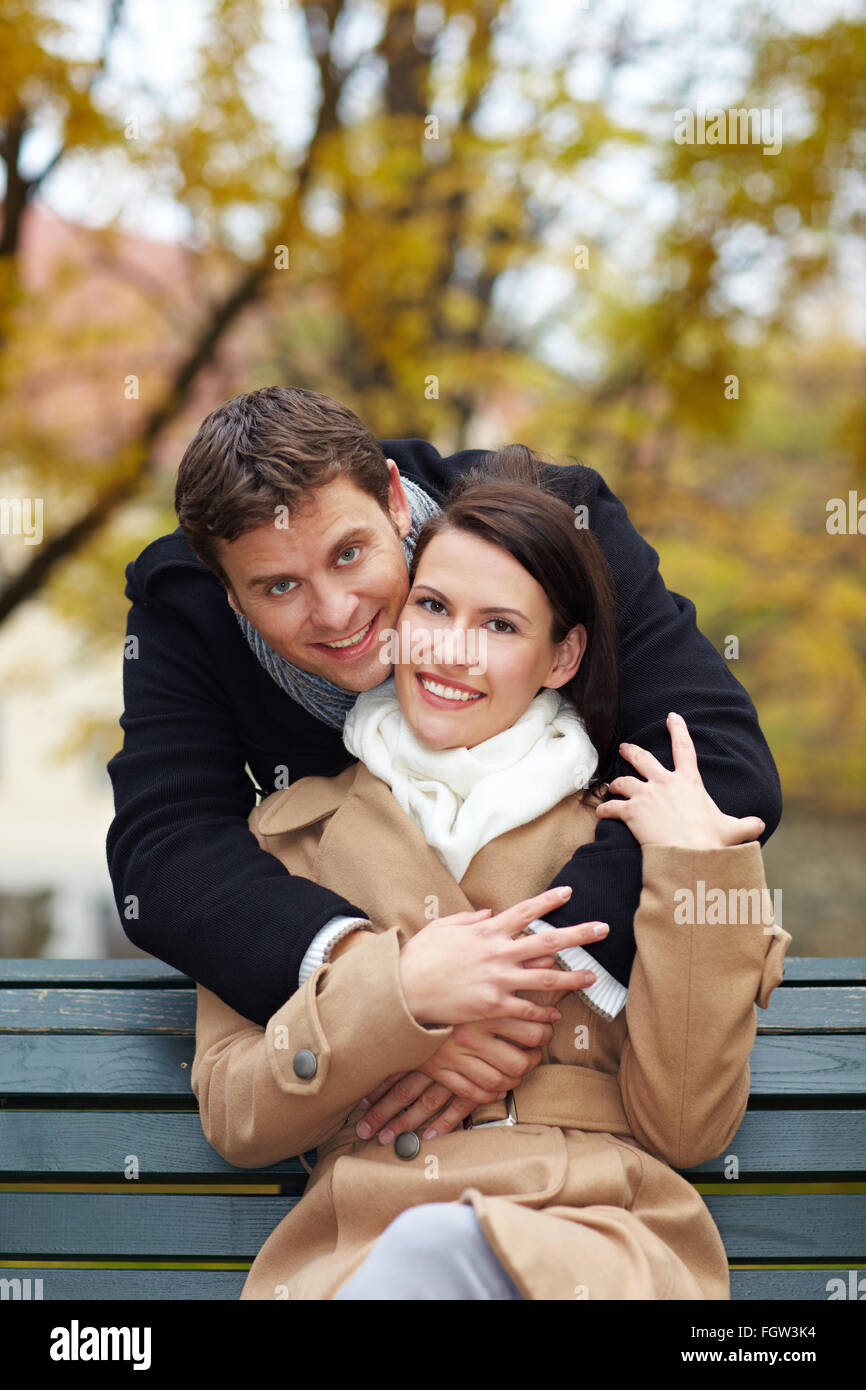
left=398, top=885, right=608, bottom=1026
left=595, top=712, right=766, bottom=850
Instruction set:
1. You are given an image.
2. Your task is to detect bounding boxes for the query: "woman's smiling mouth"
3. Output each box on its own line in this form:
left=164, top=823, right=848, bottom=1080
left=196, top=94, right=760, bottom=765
left=416, top=672, right=486, bottom=707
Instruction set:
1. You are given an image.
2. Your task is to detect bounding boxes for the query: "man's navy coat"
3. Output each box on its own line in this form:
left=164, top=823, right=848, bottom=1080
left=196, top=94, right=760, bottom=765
left=105, top=438, right=782, bottom=1026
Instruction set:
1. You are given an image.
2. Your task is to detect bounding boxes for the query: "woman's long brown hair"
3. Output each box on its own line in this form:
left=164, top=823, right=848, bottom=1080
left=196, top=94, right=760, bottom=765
left=409, top=444, right=620, bottom=798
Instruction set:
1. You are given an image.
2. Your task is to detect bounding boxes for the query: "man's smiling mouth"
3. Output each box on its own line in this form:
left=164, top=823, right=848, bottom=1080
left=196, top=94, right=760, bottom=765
left=319, top=617, right=374, bottom=649
left=310, top=612, right=381, bottom=656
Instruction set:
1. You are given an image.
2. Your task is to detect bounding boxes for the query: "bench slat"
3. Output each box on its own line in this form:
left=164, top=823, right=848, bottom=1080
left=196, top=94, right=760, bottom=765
left=0, top=1265, right=858, bottom=1300
left=0, top=989, right=195, bottom=1033
left=759, top=988, right=866, bottom=1030
left=0, top=1036, right=195, bottom=1097
left=0, top=1112, right=308, bottom=1179
left=681, top=1109, right=866, bottom=1175
left=1, top=1109, right=862, bottom=1177
left=0, top=1193, right=294, bottom=1257
left=730, top=1268, right=866, bottom=1300
left=1, top=1193, right=863, bottom=1260
left=0, top=960, right=192, bottom=987
left=703, top=1194, right=866, bottom=1261
left=778, top=958, right=866, bottom=984
left=0, top=1268, right=247, bottom=1299
left=2, top=1034, right=864, bottom=1098
left=2, top=986, right=864, bottom=1033
left=0, top=957, right=863, bottom=987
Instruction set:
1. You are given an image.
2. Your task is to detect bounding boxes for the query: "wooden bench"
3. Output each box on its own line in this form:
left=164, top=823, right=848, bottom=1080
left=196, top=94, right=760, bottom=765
left=0, top=956, right=863, bottom=1301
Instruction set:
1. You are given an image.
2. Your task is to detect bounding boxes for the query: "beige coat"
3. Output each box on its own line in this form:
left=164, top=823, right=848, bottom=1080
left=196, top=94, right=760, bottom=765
left=191, top=761, right=791, bottom=1300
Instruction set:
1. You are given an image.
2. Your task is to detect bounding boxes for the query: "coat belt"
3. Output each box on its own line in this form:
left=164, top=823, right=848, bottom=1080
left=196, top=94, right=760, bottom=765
left=316, top=1064, right=634, bottom=1168
left=467, top=1064, right=633, bottom=1137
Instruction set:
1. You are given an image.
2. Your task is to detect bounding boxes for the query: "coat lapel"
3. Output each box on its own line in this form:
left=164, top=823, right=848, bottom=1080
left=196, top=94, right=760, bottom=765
left=315, top=764, right=473, bottom=937
left=314, top=763, right=598, bottom=939
left=253, top=757, right=599, bottom=941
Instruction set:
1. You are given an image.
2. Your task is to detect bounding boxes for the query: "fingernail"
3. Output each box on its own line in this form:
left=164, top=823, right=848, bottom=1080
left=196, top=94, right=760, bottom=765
left=556, top=886, right=571, bottom=898
left=379, top=1129, right=394, bottom=1145
left=356, top=1121, right=372, bottom=1139
left=551, top=1009, right=562, bottom=1020
left=422, top=1128, right=437, bottom=1140
left=593, top=922, right=609, bottom=936
left=669, top=711, right=681, bottom=722
left=585, top=972, right=597, bottom=984
left=358, top=1098, right=370, bottom=1110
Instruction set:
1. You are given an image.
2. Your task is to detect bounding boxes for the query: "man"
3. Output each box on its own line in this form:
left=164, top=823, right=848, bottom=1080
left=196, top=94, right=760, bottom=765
left=106, top=384, right=782, bottom=1138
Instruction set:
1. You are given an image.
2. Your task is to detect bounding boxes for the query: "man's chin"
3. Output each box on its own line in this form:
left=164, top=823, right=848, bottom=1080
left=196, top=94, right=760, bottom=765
left=332, top=659, right=395, bottom=693
left=302, top=654, right=394, bottom=693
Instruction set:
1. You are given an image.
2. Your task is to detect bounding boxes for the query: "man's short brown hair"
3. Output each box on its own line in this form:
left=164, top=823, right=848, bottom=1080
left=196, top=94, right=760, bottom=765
left=174, top=386, right=390, bottom=588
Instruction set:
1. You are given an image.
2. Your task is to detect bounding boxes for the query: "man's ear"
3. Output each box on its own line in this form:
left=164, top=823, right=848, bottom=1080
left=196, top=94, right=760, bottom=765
left=542, top=623, right=587, bottom=690
left=385, top=458, right=413, bottom=540
left=226, top=587, right=242, bottom=616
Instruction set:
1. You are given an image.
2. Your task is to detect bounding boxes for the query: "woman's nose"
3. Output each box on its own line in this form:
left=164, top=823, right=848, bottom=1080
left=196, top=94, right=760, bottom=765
left=434, top=623, right=483, bottom=670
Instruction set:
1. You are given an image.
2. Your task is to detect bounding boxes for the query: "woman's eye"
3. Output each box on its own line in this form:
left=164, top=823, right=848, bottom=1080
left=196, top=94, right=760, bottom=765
left=484, top=617, right=516, bottom=634
left=417, top=596, right=446, bottom=614
left=337, top=546, right=361, bottom=565
left=269, top=579, right=298, bottom=596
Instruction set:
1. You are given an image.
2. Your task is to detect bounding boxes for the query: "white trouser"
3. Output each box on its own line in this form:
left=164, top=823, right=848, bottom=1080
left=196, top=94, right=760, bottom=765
left=333, top=1202, right=525, bottom=1301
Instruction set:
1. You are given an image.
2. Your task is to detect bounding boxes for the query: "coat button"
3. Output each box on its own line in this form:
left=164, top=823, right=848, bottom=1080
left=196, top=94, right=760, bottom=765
left=394, top=1131, right=420, bottom=1160
left=292, top=1049, right=317, bottom=1079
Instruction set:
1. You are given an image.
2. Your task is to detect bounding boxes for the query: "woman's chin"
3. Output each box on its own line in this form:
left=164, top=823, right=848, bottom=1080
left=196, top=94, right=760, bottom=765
left=394, top=675, right=495, bottom=748
left=402, top=706, right=490, bottom=751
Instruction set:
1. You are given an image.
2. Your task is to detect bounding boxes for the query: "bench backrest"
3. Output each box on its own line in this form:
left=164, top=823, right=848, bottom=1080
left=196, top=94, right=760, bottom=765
left=0, top=957, right=864, bottom=1300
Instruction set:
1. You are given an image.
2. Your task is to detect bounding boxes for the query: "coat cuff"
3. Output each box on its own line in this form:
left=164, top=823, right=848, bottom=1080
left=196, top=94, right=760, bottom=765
left=265, top=926, right=453, bottom=1107
left=524, top=919, right=627, bottom=1020
left=637, top=841, right=792, bottom=1007
left=298, top=915, right=374, bottom=988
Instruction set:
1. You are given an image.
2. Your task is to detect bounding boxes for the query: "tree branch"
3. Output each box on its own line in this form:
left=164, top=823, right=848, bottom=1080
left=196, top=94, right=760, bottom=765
left=0, top=0, right=349, bottom=623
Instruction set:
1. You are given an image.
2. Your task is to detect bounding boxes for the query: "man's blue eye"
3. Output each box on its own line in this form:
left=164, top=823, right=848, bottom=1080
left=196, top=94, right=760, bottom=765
left=337, top=546, right=361, bottom=564
left=269, top=579, right=298, bottom=595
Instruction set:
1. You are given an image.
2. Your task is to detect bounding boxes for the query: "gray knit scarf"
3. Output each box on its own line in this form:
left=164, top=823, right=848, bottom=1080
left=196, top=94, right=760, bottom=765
left=234, top=475, right=442, bottom=730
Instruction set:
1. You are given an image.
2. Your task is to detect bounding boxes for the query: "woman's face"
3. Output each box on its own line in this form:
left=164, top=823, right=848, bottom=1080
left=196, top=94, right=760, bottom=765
left=393, top=528, right=587, bottom=750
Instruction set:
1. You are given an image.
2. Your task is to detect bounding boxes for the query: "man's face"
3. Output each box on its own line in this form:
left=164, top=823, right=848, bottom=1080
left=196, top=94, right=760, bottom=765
left=219, top=460, right=413, bottom=692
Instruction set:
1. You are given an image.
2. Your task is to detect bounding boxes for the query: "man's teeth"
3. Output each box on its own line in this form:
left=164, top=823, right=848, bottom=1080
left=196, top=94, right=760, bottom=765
left=321, top=618, right=374, bottom=649
left=419, top=676, right=483, bottom=702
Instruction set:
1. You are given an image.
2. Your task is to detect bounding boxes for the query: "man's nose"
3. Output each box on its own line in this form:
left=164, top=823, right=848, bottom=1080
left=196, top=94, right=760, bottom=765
left=308, top=580, right=358, bottom=637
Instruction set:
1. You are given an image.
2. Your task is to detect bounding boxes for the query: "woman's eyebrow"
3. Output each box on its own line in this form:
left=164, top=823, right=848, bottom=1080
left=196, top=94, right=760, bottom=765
left=412, top=583, right=529, bottom=623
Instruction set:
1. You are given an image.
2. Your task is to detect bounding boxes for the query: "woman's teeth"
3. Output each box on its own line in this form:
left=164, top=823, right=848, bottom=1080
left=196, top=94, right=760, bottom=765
left=321, top=618, right=374, bottom=649
left=419, top=676, right=483, bottom=702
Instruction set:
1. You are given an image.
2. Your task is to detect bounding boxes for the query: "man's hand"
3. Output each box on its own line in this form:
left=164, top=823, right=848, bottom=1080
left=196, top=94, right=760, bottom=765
left=349, top=907, right=608, bottom=1141
left=354, top=943, right=570, bottom=1143
left=354, top=1014, right=553, bottom=1142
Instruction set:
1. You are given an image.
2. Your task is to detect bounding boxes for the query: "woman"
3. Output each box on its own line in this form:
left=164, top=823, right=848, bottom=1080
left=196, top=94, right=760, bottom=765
left=191, top=447, right=791, bottom=1300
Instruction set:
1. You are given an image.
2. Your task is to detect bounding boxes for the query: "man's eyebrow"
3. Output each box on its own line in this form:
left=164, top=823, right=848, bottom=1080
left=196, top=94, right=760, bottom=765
left=411, top=583, right=530, bottom=623
left=247, top=528, right=372, bottom=592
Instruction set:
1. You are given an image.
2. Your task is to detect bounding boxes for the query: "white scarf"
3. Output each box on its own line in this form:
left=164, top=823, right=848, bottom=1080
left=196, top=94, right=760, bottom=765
left=342, top=676, right=598, bottom=881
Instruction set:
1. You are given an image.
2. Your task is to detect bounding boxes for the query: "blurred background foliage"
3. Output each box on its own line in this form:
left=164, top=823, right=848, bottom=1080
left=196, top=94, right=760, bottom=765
left=0, top=0, right=864, bottom=831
